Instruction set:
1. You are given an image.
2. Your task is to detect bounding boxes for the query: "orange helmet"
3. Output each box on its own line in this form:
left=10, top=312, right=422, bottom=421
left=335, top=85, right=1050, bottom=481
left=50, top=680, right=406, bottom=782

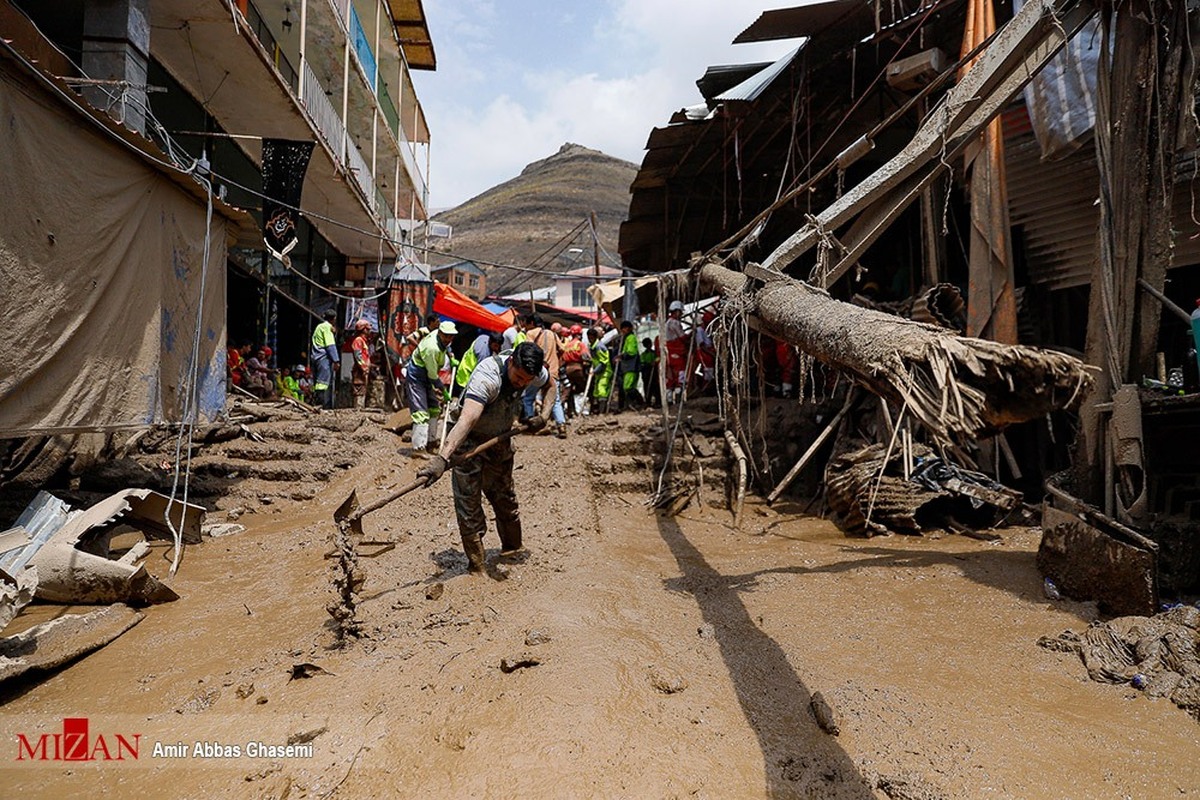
left=569, top=323, right=583, bottom=335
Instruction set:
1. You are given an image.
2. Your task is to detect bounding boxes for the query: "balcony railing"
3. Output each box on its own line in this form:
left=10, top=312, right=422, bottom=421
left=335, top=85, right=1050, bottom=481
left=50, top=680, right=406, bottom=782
left=246, top=1, right=298, bottom=94
left=345, top=139, right=376, bottom=211
left=326, top=0, right=349, bottom=30
left=300, top=61, right=346, bottom=166
left=379, top=82, right=399, bottom=138
left=349, top=5, right=377, bottom=88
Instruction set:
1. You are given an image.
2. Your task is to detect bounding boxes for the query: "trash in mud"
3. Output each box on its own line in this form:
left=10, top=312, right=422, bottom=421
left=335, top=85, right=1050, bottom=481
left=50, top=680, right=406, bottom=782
left=825, top=443, right=1021, bottom=537
left=1038, top=604, right=1200, bottom=719
left=289, top=662, right=335, bottom=681
left=499, top=654, right=541, bottom=673
left=810, top=691, right=840, bottom=735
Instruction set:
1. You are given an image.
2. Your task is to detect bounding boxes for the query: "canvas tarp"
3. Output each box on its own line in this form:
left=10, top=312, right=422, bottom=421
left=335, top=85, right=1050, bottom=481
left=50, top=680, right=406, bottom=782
left=0, top=62, right=228, bottom=436
left=433, top=281, right=511, bottom=333
left=587, top=275, right=659, bottom=322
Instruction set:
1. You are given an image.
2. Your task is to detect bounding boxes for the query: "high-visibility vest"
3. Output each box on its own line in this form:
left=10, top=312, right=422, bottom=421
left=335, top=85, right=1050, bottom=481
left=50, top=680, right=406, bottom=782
left=457, top=347, right=480, bottom=387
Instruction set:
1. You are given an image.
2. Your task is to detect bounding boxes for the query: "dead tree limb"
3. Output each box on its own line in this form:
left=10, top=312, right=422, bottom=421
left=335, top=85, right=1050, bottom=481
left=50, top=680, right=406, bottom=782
left=724, top=430, right=747, bottom=529
left=699, top=262, right=1093, bottom=444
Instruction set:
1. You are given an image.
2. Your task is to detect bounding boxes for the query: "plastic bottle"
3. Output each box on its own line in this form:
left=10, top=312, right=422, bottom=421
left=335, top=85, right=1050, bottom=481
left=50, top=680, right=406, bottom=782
left=1043, top=577, right=1062, bottom=600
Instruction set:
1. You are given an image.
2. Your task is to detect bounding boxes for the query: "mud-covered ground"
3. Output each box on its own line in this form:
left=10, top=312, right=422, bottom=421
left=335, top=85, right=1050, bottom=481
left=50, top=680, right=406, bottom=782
left=1, top=408, right=1198, bottom=799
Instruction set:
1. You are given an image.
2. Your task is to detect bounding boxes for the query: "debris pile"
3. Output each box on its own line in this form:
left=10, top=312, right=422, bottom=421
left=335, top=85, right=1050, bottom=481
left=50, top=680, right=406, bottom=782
left=1039, top=604, right=1200, bottom=720
left=825, top=443, right=1021, bottom=537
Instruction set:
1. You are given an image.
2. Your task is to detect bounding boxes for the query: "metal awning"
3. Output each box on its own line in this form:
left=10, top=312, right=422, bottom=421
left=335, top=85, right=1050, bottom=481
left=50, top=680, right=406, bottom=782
left=388, top=0, right=437, bottom=70
left=696, top=61, right=773, bottom=101
left=716, top=46, right=803, bottom=103
left=733, top=1, right=875, bottom=43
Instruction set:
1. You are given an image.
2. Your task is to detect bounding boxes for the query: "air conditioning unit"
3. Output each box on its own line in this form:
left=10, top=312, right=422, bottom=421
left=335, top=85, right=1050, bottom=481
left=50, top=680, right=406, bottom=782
left=886, top=48, right=948, bottom=92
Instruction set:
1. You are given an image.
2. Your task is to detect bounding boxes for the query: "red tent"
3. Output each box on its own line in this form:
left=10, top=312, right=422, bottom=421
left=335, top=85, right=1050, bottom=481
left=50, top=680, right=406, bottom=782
left=433, top=281, right=511, bottom=333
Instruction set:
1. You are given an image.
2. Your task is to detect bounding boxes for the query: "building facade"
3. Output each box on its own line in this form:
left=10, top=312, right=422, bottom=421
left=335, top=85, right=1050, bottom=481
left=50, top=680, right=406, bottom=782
left=431, top=260, right=487, bottom=301
left=5, top=0, right=435, bottom=373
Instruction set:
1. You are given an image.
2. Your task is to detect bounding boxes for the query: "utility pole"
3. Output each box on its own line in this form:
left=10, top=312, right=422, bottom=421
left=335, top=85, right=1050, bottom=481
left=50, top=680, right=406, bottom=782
left=590, top=210, right=601, bottom=284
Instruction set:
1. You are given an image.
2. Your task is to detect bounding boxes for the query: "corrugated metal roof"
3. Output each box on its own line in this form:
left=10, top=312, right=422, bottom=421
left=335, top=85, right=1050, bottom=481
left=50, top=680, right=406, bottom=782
left=716, top=47, right=803, bottom=103
left=696, top=62, right=773, bottom=101
left=732, top=1, right=875, bottom=43
left=0, top=491, right=75, bottom=573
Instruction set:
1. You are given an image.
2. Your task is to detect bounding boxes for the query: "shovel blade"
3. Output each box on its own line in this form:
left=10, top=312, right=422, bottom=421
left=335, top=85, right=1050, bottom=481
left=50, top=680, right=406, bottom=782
left=333, top=490, right=364, bottom=540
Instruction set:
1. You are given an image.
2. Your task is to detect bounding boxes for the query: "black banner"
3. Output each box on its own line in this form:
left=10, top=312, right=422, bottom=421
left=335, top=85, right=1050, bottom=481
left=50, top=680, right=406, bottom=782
left=262, top=138, right=315, bottom=261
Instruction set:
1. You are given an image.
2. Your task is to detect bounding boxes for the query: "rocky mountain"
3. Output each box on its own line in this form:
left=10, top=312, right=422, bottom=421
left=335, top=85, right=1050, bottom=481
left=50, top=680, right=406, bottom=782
left=429, top=143, right=638, bottom=296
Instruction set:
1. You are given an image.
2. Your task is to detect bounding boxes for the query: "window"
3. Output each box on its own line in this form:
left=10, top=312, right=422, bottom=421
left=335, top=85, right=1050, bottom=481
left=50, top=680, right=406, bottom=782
left=469, top=275, right=479, bottom=288
left=571, top=281, right=595, bottom=308
left=454, top=273, right=464, bottom=285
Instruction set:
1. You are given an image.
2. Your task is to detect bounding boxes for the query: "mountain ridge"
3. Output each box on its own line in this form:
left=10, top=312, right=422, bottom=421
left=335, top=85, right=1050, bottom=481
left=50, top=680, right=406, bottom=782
left=430, top=143, right=637, bottom=295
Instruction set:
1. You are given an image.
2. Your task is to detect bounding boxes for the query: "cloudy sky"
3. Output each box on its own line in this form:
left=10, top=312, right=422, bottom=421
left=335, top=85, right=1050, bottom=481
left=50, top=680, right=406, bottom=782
left=411, top=0, right=798, bottom=210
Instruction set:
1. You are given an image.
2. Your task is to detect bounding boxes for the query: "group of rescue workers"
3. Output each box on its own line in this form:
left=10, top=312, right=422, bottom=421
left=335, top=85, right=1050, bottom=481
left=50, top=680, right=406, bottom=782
left=289, top=302, right=713, bottom=576
left=399, top=303, right=719, bottom=575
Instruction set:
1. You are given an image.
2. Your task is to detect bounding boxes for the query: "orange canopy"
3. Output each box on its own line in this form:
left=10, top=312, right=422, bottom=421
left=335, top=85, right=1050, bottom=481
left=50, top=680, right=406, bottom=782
left=433, top=281, right=511, bottom=333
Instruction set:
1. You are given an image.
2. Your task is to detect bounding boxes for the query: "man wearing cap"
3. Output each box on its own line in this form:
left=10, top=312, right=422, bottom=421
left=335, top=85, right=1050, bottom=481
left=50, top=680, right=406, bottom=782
left=311, top=310, right=339, bottom=408
left=350, top=319, right=374, bottom=409
left=407, top=320, right=457, bottom=454
left=417, top=341, right=557, bottom=574
left=664, top=300, right=689, bottom=404
left=524, top=314, right=567, bottom=437
left=560, top=323, right=588, bottom=417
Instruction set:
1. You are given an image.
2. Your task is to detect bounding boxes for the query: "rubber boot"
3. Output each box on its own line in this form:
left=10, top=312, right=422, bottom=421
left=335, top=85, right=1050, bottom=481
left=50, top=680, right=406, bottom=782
left=496, top=519, right=525, bottom=560
left=461, top=532, right=486, bottom=574
left=555, top=422, right=567, bottom=439
left=411, top=422, right=429, bottom=456
left=354, top=394, right=365, bottom=410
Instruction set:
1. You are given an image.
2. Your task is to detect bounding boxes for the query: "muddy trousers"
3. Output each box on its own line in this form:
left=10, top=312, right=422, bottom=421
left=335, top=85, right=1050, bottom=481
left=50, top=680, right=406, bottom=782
left=451, top=443, right=522, bottom=571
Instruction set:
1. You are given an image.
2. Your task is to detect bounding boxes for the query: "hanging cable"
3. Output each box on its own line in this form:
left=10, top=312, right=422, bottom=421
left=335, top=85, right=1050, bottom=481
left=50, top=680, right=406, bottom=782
left=163, top=173, right=215, bottom=576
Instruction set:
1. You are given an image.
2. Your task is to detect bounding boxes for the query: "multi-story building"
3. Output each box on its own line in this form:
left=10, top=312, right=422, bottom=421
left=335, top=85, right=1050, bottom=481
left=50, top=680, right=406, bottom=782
left=0, top=0, right=435, bottom=435
left=555, top=265, right=621, bottom=313
left=431, top=260, right=487, bottom=301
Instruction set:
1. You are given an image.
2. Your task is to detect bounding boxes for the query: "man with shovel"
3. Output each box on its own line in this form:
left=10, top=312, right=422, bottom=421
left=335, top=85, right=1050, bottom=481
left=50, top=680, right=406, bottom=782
left=417, top=342, right=557, bottom=575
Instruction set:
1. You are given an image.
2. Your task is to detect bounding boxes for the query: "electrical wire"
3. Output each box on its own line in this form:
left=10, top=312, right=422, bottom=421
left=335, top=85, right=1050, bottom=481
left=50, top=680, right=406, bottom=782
left=158, top=179, right=215, bottom=576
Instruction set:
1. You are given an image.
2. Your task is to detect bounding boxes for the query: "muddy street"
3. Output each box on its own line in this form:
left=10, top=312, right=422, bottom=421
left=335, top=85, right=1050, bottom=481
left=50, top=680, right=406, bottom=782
left=1, top=411, right=1196, bottom=799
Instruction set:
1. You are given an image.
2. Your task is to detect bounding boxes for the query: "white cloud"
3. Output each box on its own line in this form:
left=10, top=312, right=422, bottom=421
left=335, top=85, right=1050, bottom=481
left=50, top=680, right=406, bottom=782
left=416, top=0, right=798, bottom=208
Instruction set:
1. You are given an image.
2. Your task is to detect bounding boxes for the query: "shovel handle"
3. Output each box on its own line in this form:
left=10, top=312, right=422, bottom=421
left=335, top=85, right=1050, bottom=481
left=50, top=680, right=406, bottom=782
left=450, top=423, right=529, bottom=466
left=353, top=425, right=530, bottom=521
left=355, top=476, right=427, bottom=519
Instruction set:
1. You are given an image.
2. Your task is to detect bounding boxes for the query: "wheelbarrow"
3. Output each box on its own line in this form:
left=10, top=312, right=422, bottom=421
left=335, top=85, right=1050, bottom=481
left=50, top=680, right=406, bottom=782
left=332, top=423, right=530, bottom=543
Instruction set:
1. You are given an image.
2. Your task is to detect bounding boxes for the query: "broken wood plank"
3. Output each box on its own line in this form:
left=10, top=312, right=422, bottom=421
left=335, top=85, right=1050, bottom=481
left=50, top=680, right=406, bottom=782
left=724, top=431, right=748, bottom=528
left=767, top=392, right=856, bottom=504
left=757, top=0, right=1097, bottom=283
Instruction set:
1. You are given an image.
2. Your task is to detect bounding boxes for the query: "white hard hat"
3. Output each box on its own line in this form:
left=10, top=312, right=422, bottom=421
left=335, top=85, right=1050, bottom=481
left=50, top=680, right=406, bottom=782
left=669, top=300, right=684, bottom=312
left=438, top=320, right=458, bottom=336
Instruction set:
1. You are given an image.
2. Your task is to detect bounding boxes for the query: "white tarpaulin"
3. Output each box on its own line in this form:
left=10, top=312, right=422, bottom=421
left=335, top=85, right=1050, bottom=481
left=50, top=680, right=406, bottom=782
left=0, top=62, right=229, bottom=436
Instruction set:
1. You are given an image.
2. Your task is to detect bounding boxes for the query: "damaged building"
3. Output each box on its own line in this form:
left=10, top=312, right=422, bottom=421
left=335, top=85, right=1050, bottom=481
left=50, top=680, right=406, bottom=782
left=618, top=0, right=1200, bottom=615
left=0, top=0, right=438, bottom=643
left=0, top=0, right=435, bottom=446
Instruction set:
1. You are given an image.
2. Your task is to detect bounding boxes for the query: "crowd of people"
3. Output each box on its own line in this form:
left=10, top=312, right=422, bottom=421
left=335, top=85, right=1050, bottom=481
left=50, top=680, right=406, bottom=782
left=226, top=300, right=741, bottom=431
left=226, top=340, right=314, bottom=404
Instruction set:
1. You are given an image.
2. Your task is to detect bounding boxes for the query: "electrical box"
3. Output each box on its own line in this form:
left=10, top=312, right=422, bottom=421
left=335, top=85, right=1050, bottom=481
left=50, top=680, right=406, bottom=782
left=886, top=48, right=948, bottom=92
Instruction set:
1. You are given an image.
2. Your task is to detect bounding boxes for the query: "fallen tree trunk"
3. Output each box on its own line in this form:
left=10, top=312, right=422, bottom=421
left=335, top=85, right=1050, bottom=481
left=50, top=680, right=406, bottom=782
left=698, top=262, right=1092, bottom=443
